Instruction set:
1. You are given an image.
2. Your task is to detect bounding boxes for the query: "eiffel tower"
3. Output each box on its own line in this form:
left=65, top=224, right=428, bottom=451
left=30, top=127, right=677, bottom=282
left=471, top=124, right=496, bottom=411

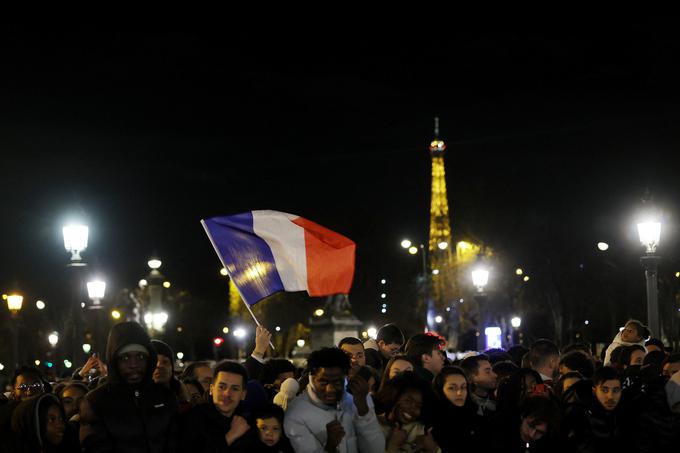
left=427, top=118, right=457, bottom=339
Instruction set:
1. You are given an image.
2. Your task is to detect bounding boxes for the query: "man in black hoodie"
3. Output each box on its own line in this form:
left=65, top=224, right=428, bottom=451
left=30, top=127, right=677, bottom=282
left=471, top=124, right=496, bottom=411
left=79, top=322, right=178, bottom=453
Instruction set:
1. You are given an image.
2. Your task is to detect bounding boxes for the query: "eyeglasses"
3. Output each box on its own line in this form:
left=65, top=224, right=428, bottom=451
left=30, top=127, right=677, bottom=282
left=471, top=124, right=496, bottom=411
left=16, top=382, right=44, bottom=392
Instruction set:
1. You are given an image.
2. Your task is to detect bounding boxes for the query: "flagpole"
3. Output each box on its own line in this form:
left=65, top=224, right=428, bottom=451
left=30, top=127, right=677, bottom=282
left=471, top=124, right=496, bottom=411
left=201, top=220, right=276, bottom=351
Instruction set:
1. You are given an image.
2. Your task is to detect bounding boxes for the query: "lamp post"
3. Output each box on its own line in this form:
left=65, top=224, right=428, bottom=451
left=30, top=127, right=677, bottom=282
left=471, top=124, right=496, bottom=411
left=87, top=280, right=106, bottom=353
left=637, top=220, right=661, bottom=338
left=471, top=257, right=490, bottom=351
left=63, top=223, right=89, bottom=366
left=143, top=258, right=168, bottom=336
left=6, top=293, right=23, bottom=377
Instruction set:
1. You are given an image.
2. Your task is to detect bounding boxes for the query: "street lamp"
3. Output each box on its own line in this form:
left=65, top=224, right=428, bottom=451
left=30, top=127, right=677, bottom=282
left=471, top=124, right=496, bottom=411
left=62, top=225, right=89, bottom=263
left=638, top=219, right=662, bottom=338
left=6, top=292, right=23, bottom=377
left=87, top=280, right=106, bottom=308
left=48, top=332, right=59, bottom=347
left=511, top=317, right=522, bottom=328
left=6, top=294, right=24, bottom=313
left=471, top=267, right=489, bottom=292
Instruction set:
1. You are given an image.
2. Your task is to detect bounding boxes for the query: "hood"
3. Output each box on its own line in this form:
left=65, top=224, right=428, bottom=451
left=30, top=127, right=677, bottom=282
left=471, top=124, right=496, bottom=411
left=10, top=393, right=62, bottom=450
left=151, top=339, right=175, bottom=373
left=105, top=321, right=157, bottom=386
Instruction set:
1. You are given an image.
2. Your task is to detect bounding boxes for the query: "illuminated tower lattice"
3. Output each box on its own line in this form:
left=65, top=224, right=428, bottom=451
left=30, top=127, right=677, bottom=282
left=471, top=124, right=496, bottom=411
left=428, top=118, right=456, bottom=323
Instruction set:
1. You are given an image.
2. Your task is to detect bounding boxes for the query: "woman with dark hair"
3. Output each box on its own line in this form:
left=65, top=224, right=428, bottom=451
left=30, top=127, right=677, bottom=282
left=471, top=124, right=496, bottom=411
left=431, top=366, right=482, bottom=452
left=378, top=355, right=416, bottom=392
left=375, top=371, right=440, bottom=453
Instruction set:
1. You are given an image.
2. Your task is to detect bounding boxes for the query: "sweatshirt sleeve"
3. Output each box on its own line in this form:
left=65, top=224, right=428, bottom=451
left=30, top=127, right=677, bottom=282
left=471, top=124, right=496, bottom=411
left=353, top=401, right=386, bottom=453
left=283, top=406, right=325, bottom=453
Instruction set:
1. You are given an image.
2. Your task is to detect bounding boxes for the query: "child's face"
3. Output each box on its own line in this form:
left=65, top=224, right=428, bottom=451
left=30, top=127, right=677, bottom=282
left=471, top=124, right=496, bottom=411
left=256, top=417, right=282, bottom=447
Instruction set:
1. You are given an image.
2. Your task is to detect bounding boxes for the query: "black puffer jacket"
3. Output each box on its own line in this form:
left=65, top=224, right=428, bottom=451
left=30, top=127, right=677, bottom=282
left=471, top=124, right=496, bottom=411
left=80, top=322, right=178, bottom=453
left=4, top=393, right=79, bottom=452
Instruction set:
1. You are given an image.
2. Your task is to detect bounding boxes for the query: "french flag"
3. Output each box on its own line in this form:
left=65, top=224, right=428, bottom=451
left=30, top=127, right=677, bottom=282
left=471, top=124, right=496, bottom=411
left=201, top=210, right=356, bottom=305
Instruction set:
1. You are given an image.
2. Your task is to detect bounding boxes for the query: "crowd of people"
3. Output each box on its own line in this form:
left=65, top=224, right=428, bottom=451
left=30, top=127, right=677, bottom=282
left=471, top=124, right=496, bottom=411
left=1, top=318, right=679, bottom=452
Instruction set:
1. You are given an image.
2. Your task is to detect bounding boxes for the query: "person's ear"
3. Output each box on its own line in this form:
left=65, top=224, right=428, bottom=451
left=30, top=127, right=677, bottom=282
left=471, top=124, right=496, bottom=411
left=422, top=353, right=431, bottom=364
left=241, top=389, right=247, bottom=401
left=377, top=340, right=386, bottom=349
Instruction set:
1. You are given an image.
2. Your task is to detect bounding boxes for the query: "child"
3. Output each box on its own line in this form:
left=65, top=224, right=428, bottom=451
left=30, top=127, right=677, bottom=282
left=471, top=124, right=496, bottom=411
left=250, top=403, right=294, bottom=453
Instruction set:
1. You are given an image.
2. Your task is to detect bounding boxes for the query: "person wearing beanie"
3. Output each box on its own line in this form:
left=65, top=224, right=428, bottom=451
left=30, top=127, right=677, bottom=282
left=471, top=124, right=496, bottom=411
left=79, top=322, right=179, bottom=453
left=151, top=339, right=192, bottom=409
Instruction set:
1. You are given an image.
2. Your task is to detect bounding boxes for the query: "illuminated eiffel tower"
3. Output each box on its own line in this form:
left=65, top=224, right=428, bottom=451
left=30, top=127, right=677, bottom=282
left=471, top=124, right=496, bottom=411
left=427, top=118, right=457, bottom=336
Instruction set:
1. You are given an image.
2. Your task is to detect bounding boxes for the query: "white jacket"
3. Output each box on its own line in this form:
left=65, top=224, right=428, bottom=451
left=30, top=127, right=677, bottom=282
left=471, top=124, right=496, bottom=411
left=284, top=382, right=385, bottom=453
left=603, top=331, right=646, bottom=365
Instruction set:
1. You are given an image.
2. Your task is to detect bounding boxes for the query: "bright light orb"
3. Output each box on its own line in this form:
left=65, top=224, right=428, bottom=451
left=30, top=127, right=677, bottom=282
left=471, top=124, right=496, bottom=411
left=597, top=242, right=609, bottom=251
left=432, top=269, right=440, bottom=275
left=48, top=332, right=59, bottom=346
left=523, top=276, right=530, bottom=282
left=148, top=259, right=162, bottom=270
left=314, top=309, right=325, bottom=317
left=401, top=239, right=412, bottom=249
left=111, top=310, right=121, bottom=320
left=82, top=343, right=91, bottom=354
left=275, top=326, right=281, bottom=332
left=381, top=308, right=387, bottom=313
left=367, top=327, right=377, bottom=339
left=222, top=326, right=230, bottom=334
left=438, top=241, right=448, bottom=250
left=163, top=281, right=171, bottom=289
left=177, top=352, right=184, bottom=360
left=64, top=360, right=72, bottom=369
left=435, top=315, right=443, bottom=323
left=637, top=222, right=661, bottom=253
left=220, top=268, right=229, bottom=276
left=296, top=339, right=306, bottom=348
left=515, top=268, right=523, bottom=275
left=36, top=300, right=46, bottom=310
left=408, top=246, right=418, bottom=255
left=511, top=317, right=522, bottom=328
left=380, top=293, right=387, bottom=299
left=233, top=328, right=246, bottom=339
left=381, top=279, right=386, bottom=284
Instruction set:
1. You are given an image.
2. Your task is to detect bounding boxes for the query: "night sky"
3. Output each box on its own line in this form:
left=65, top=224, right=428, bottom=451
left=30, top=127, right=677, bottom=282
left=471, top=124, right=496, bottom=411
left=3, top=23, right=680, bottom=340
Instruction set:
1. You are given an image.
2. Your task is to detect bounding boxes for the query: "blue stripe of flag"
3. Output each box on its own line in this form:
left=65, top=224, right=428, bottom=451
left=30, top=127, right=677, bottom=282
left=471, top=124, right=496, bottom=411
left=203, top=212, right=285, bottom=305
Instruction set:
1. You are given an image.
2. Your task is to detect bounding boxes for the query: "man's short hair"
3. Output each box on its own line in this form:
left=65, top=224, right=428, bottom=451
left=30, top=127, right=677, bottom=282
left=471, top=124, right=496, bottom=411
left=253, top=402, right=285, bottom=425
left=527, top=339, right=560, bottom=368
left=559, top=351, right=595, bottom=379
left=338, top=337, right=363, bottom=348
left=562, top=343, right=591, bottom=355
left=213, top=360, right=249, bottom=387
left=377, top=324, right=405, bottom=346
left=307, top=347, right=351, bottom=374
left=592, top=366, right=620, bottom=387
left=259, top=359, right=296, bottom=386
left=645, top=338, right=664, bottom=350
left=460, top=354, right=491, bottom=377
left=11, top=366, right=43, bottom=386
left=181, top=361, right=213, bottom=380
left=405, top=334, right=443, bottom=367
